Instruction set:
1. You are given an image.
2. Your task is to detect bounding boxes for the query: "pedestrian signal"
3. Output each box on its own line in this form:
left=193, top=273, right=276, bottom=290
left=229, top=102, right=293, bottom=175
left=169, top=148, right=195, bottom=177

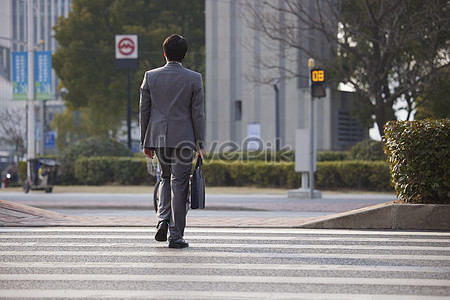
left=311, top=69, right=326, bottom=98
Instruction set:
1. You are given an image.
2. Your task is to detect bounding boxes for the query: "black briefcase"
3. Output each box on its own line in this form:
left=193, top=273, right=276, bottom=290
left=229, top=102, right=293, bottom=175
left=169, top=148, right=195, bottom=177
left=190, top=157, right=205, bottom=209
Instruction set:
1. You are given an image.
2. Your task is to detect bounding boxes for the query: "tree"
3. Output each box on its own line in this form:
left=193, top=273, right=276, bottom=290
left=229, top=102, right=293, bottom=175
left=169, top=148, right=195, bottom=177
left=414, top=66, right=450, bottom=119
left=0, top=107, right=26, bottom=158
left=52, top=0, right=205, bottom=147
left=244, top=0, right=450, bottom=136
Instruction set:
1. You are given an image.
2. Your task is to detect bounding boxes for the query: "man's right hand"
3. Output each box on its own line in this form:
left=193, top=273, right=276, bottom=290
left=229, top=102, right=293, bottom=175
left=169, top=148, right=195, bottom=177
left=196, top=149, right=205, bottom=159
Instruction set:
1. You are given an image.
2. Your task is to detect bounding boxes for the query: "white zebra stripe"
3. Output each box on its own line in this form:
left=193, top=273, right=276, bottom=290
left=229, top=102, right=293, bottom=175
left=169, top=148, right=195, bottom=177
left=0, top=241, right=448, bottom=251
left=0, top=290, right=444, bottom=300
left=1, top=262, right=448, bottom=273
left=0, top=234, right=448, bottom=244
left=1, top=227, right=450, bottom=236
left=1, top=250, right=448, bottom=261
left=1, top=274, right=449, bottom=287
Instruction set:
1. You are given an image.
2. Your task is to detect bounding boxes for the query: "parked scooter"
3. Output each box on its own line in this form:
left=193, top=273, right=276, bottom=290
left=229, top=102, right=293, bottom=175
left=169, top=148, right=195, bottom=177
left=23, top=158, right=60, bottom=193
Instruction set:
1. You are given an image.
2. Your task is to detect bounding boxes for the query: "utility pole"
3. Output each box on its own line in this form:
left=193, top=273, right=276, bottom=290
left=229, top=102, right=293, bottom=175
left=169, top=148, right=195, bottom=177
left=27, top=0, right=35, bottom=163
left=288, top=60, right=325, bottom=199
left=272, top=77, right=281, bottom=151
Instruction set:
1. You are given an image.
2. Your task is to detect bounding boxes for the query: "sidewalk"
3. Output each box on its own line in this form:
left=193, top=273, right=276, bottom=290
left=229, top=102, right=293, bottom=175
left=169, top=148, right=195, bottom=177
left=0, top=186, right=395, bottom=212
left=0, top=199, right=334, bottom=227
left=0, top=186, right=399, bottom=228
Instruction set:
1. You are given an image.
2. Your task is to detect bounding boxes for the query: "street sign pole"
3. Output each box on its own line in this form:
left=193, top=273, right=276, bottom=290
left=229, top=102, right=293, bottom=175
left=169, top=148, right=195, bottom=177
left=126, top=68, right=131, bottom=149
left=115, top=34, right=138, bottom=150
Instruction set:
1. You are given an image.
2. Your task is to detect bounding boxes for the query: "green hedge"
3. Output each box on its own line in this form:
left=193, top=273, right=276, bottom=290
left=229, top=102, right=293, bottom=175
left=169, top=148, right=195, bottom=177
left=72, top=156, right=391, bottom=191
left=315, top=161, right=391, bottom=190
left=203, top=160, right=391, bottom=191
left=74, top=157, right=153, bottom=185
left=349, top=139, right=386, bottom=161
left=384, top=119, right=450, bottom=204
left=60, top=136, right=133, bottom=184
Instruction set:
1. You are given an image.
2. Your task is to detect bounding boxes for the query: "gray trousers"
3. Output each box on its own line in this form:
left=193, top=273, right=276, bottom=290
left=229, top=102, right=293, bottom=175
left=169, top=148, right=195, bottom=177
left=155, top=148, right=192, bottom=241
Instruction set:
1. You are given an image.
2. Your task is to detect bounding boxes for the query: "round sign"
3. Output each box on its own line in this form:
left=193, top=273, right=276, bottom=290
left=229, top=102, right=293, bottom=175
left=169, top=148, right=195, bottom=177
left=118, top=38, right=135, bottom=56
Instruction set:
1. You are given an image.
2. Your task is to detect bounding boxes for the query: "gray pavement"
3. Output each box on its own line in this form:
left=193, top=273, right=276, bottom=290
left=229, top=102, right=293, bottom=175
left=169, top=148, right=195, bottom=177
left=0, top=188, right=398, bottom=228
left=0, top=189, right=396, bottom=213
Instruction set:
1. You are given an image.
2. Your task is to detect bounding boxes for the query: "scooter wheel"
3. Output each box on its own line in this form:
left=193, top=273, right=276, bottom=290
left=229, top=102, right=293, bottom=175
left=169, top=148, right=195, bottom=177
left=45, top=187, right=53, bottom=193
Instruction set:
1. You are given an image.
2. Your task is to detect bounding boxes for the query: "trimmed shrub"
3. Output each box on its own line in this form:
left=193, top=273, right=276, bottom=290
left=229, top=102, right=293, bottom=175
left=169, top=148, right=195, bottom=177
left=317, top=151, right=349, bottom=161
left=74, top=156, right=172, bottom=186
left=384, top=119, right=450, bottom=204
left=314, top=160, right=391, bottom=190
left=112, top=157, right=151, bottom=185
left=315, top=162, right=342, bottom=188
left=75, top=157, right=113, bottom=185
left=349, top=139, right=386, bottom=161
left=74, top=156, right=153, bottom=185
left=202, top=160, right=233, bottom=186
left=203, top=160, right=391, bottom=191
left=60, top=136, right=133, bottom=184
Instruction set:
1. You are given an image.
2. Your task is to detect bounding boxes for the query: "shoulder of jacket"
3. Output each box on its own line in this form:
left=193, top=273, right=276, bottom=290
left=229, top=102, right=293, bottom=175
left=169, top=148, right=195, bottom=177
left=146, top=66, right=165, bottom=76
left=182, top=68, right=202, bottom=80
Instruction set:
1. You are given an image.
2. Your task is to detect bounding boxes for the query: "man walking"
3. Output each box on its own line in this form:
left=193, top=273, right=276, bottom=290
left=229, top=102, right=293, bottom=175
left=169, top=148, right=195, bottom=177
left=140, top=34, right=205, bottom=248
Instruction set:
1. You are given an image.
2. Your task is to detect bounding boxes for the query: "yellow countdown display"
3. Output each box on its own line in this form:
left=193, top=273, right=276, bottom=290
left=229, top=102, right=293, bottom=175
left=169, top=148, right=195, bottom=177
left=311, top=69, right=325, bottom=82
left=311, top=68, right=326, bottom=98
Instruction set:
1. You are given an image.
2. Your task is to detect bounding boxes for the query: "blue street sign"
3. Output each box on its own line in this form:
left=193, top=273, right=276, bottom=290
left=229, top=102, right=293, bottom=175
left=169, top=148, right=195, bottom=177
left=44, top=131, right=56, bottom=150
left=34, top=51, right=52, bottom=100
left=12, top=52, right=28, bottom=100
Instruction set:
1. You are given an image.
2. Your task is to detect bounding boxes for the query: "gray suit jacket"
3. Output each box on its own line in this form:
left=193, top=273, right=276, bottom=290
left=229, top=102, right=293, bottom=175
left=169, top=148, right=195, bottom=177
left=140, top=62, right=205, bottom=150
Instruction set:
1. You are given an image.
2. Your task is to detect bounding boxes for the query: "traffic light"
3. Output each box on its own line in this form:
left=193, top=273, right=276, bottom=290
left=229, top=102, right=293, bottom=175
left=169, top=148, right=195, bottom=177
left=311, top=69, right=326, bottom=98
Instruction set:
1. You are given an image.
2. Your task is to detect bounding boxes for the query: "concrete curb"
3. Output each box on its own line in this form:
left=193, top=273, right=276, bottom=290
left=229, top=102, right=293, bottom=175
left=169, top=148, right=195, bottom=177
left=300, top=203, right=450, bottom=230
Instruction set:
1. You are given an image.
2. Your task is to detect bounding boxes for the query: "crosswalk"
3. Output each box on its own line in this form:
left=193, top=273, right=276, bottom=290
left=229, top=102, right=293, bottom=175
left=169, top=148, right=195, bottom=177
left=0, top=227, right=449, bottom=299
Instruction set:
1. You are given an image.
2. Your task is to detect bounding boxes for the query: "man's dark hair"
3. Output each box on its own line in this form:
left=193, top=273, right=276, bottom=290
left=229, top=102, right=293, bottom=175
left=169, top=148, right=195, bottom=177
left=163, top=34, right=188, bottom=62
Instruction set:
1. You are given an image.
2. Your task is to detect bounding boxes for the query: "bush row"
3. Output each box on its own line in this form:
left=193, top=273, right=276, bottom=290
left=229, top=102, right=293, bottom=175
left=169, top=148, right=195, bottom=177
left=204, top=160, right=391, bottom=191
left=384, top=119, right=449, bottom=204
left=202, top=139, right=385, bottom=163
left=73, top=156, right=391, bottom=191
left=74, top=157, right=153, bottom=185
left=60, top=136, right=133, bottom=184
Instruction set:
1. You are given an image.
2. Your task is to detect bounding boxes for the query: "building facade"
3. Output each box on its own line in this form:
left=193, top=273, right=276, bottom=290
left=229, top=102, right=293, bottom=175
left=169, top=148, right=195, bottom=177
left=0, top=0, right=71, bottom=159
left=205, top=0, right=368, bottom=152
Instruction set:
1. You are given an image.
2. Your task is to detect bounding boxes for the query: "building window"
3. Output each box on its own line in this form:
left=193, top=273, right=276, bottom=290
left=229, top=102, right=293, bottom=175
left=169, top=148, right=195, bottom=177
left=337, top=110, right=364, bottom=146
left=235, top=100, right=242, bottom=121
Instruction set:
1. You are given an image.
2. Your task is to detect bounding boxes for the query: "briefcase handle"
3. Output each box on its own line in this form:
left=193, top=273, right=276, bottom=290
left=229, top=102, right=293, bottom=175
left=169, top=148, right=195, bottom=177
left=194, top=156, right=202, bottom=170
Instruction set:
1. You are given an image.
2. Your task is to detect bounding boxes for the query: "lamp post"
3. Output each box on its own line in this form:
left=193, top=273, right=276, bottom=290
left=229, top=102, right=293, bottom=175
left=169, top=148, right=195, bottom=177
left=308, top=58, right=315, bottom=199
left=27, top=0, right=35, bottom=163
left=272, top=76, right=281, bottom=151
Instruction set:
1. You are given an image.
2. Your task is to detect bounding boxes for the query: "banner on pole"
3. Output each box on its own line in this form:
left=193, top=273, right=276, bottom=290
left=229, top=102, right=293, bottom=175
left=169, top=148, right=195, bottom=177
left=12, top=52, right=28, bottom=100
left=34, top=51, right=52, bottom=100
left=44, top=131, right=56, bottom=150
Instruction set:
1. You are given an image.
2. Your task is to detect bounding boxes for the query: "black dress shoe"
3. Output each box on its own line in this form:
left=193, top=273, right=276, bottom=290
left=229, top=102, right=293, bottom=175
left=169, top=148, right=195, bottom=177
left=169, top=238, right=189, bottom=249
left=155, top=220, right=168, bottom=242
